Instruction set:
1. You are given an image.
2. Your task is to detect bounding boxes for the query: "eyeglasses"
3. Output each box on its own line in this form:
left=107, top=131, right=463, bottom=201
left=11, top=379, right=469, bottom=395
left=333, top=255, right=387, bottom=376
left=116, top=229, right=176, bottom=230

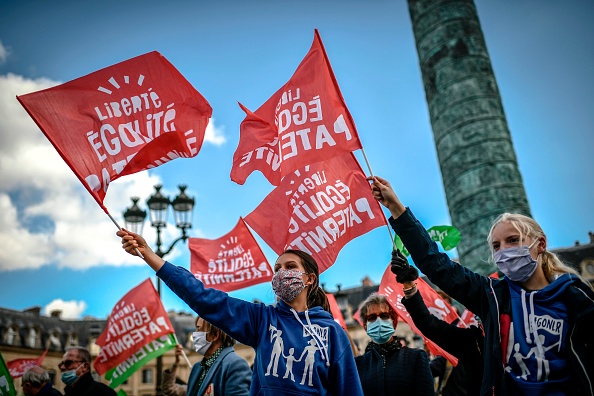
left=366, top=312, right=392, bottom=322
left=59, top=360, right=82, bottom=367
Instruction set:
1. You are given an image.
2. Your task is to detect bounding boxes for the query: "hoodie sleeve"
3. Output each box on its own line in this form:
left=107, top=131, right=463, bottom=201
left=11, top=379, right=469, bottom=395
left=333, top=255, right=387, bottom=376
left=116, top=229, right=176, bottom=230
left=157, top=261, right=264, bottom=347
left=329, top=330, right=364, bottom=396
left=390, top=208, right=492, bottom=319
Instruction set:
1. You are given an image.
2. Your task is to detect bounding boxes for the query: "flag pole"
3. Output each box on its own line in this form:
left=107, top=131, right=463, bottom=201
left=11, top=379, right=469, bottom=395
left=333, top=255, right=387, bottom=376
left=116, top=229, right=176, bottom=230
left=107, top=212, right=145, bottom=259
left=360, top=148, right=397, bottom=249
left=173, top=334, right=193, bottom=368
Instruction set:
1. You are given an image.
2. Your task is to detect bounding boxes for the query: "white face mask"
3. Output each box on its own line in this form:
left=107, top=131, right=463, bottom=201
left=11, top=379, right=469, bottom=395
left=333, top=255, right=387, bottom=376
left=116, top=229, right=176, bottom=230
left=192, top=331, right=212, bottom=355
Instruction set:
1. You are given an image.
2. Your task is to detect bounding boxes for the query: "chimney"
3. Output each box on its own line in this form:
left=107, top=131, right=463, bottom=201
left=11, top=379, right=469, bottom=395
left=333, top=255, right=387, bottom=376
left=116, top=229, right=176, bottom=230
left=24, top=306, right=41, bottom=316
left=50, top=310, right=62, bottom=318
left=361, top=276, right=375, bottom=287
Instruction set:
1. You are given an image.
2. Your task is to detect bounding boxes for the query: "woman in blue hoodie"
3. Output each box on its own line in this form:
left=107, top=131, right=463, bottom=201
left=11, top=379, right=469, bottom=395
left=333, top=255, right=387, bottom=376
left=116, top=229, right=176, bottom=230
left=117, top=229, right=363, bottom=396
left=369, top=176, right=594, bottom=396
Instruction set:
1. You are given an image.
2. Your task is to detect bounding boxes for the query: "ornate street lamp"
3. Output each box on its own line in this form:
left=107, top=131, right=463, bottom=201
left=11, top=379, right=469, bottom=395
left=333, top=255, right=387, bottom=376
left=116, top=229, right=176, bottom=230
left=122, top=184, right=195, bottom=396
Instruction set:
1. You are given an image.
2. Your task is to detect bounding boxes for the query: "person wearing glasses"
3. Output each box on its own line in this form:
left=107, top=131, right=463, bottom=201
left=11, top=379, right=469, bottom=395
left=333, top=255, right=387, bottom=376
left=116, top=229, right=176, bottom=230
left=59, top=347, right=116, bottom=396
left=355, top=292, right=434, bottom=395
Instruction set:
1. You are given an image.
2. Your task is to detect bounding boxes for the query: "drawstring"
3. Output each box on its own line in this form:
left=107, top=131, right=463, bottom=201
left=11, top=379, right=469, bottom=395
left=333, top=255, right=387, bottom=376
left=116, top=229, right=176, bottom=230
left=529, top=292, right=545, bottom=357
left=290, top=308, right=331, bottom=366
left=521, top=289, right=531, bottom=344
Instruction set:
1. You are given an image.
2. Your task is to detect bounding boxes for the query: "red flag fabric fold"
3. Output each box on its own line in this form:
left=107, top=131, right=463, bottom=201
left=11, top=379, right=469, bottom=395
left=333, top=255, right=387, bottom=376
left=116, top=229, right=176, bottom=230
left=231, top=29, right=362, bottom=186
left=17, top=51, right=212, bottom=209
left=189, top=218, right=273, bottom=292
left=244, top=153, right=386, bottom=273
left=7, top=348, right=47, bottom=378
left=94, top=279, right=174, bottom=375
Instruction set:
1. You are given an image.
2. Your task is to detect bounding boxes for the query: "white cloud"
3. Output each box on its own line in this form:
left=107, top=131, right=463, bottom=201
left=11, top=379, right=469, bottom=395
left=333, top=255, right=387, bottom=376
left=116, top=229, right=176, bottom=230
left=205, top=118, right=226, bottom=145
left=0, top=73, right=186, bottom=271
left=44, top=299, right=87, bottom=319
left=0, top=40, right=9, bottom=64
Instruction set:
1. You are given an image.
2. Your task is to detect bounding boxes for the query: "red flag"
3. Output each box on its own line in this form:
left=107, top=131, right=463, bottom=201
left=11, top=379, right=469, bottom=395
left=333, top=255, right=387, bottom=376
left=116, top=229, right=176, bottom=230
left=231, top=29, right=362, bottom=186
left=189, top=218, right=273, bottom=292
left=378, top=266, right=459, bottom=365
left=17, top=51, right=212, bottom=210
left=326, top=293, right=347, bottom=331
left=244, top=153, right=386, bottom=273
left=7, top=348, right=47, bottom=378
left=489, top=270, right=500, bottom=279
left=94, top=279, right=174, bottom=375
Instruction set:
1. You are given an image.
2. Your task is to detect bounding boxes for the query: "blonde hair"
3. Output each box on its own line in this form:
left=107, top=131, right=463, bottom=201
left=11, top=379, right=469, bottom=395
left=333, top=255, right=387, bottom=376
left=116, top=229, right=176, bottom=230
left=488, top=213, right=592, bottom=289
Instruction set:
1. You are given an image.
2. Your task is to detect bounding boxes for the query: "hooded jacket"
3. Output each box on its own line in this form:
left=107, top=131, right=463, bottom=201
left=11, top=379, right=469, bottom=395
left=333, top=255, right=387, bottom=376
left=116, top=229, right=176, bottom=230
left=158, top=261, right=363, bottom=396
left=390, top=208, right=594, bottom=395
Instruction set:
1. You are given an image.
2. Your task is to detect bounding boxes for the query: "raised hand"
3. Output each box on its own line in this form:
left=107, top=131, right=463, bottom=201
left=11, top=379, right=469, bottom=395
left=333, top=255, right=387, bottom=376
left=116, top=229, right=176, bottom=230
left=390, top=249, right=419, bottom=283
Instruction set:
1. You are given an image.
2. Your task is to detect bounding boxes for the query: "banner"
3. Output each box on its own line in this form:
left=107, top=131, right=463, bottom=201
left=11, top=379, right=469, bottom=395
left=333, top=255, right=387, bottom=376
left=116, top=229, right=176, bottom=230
left=0, top=353, right=16, bottom=396
left=394, top=225, right=461, bottom=257
left=244, top=153, right=386, bottom=273
left=105, top=334, right=176, bottom=389
left=17, top=51, right=212, bottom=209
left=94, top=279, right=174, bottom=375
left=378, top=266, right=460, bottom=365
left=231, top=29, right=362, bottom=186
left=6, top=348, right=47, bottom=378
left=189, top=218, right=273, bottom=292
left=326, top=293, right=347, bottom=331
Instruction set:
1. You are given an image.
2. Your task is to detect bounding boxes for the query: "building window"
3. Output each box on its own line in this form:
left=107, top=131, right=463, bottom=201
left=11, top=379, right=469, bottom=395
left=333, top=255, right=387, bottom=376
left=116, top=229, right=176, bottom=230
left=142, top=369, right=153, bottom=384
left=67, top=333, right=78, bottom=347
left=27, top=328, right=39, bottom=348
left=5, top=327, right=17, bottom=345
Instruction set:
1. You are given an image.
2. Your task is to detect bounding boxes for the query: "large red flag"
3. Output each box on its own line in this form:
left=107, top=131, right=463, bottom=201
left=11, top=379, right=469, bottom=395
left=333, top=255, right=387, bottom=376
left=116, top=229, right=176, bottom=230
left=94, top=279, right=174, bottom=375
left=17, top=51, right=212, bottom=210
left=378, top=266, right=460, bottom=365
left=244, top=153, right=385, bottom=273
left=189, top=217, right=273, bottom=292
left=7, top=348, right=47, bottom=378
left=231, top=29, right=362, bottom=186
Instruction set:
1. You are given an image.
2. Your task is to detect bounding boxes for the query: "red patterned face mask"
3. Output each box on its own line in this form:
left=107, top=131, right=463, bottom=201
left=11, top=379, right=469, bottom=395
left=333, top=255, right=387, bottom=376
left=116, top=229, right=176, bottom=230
left=272, top=269, right=306, bottom=302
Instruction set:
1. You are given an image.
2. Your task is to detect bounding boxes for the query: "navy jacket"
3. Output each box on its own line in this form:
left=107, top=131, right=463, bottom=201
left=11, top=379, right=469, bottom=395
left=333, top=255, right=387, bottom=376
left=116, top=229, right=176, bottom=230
left=391, top=208, right=594, bottom=395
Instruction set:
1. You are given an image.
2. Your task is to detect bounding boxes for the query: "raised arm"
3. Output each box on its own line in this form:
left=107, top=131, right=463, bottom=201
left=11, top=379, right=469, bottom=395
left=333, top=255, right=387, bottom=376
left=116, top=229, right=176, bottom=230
left=117, top=229, right=165, bottom=272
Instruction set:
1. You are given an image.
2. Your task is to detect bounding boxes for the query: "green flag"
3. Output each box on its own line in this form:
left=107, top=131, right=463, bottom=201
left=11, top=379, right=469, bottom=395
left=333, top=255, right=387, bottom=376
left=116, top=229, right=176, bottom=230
left=394, top=225, right=461, bottom=257
left=117, top=389, right=128, bottom=396
left=0, top=353, right=16, bottom=396
left=105, top=333, right=177, bottom=389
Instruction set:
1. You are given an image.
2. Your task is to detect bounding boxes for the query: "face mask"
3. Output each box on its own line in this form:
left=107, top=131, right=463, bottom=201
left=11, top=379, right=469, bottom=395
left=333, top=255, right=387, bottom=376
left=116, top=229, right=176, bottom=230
left=192, top=331, right=212, bottom=355
left=272, top=269, right=307, bottom=302
left=61, top=365, right=81, bottom=386
left=366, top=318, right=395, bottom=344
left=494, top=240, right=539, bottom=282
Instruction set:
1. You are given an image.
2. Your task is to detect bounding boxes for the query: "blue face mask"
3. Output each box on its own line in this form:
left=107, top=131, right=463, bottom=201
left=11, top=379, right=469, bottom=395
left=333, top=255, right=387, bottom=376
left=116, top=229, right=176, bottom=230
left=366, top=318, right=395, bottom=344
left=61, top=369, right=80, bottom=386
left=494, top=240, right=539, bottom=282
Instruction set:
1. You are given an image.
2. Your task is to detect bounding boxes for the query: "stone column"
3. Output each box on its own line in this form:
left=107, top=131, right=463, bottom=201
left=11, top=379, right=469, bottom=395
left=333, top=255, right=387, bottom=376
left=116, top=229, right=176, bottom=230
left=407, top=0, right=531, bottom=274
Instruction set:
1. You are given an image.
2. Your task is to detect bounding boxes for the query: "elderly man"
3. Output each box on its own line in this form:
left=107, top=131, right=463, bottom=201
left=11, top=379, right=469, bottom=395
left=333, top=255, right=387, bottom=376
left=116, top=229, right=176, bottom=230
left=22, top=366, right=62, bottom=396
left=58, top=347, right=116, bottom=396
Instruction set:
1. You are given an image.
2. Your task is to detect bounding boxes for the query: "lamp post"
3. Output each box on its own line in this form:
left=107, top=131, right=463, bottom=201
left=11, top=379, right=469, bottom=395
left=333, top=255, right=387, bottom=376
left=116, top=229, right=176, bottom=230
left=123, top=184, right=195, bottom=396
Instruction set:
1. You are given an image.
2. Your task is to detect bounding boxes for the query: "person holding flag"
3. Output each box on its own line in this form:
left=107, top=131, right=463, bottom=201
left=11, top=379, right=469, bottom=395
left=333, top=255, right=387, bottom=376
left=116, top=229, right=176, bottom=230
left=117, top=229, right=363, bottom=395
left=369, top=176, right=594, bottom=395
left=390, top=250, right=484, bottom=395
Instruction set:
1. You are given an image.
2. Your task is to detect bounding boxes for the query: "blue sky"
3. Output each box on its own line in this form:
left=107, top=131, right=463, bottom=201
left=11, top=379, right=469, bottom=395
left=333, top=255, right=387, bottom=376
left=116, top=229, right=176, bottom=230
left=0, top=0, right=592, bottom=320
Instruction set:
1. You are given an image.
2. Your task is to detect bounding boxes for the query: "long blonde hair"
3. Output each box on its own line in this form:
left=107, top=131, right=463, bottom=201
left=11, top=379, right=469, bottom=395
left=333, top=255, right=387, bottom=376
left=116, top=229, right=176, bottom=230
left=487, top=213, right=592, bottom=289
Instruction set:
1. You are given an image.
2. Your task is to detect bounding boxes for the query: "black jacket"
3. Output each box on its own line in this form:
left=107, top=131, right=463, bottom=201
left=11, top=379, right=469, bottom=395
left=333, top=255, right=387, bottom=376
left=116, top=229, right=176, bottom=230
left=355, top=340, right=434, bottom=395
left=64, top=372, right=117, bottom=396
left=402, top=290, right=483, bottom=395
left=391, top=208, right=594, bottom=395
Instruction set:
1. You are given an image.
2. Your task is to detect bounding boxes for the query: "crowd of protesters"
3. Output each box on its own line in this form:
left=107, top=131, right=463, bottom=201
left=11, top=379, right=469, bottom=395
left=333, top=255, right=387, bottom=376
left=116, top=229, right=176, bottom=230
left=9, top=173, right=594, bottom=396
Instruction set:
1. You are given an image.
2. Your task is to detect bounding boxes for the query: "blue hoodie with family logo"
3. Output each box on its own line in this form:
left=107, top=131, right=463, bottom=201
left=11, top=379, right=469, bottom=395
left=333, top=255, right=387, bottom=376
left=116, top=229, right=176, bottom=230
left=157, top=261, right=363, bottom=396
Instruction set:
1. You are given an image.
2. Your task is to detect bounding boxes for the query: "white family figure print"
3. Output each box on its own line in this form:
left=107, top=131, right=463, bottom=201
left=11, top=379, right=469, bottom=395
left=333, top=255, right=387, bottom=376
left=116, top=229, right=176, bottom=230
left=264, top=321, right=330, bottom=387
